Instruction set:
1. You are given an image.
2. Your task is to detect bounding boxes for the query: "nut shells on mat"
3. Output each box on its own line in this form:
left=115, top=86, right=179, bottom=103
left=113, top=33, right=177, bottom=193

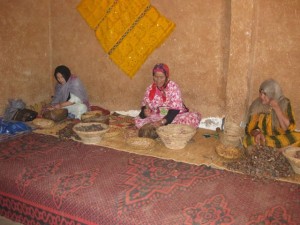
left=126, top=137, right=156, bottom=149
left=81, top=110, right=110, bottom=124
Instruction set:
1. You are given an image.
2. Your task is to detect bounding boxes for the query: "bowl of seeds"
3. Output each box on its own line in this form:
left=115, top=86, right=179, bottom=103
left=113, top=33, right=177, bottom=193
left=73, top=122, right=109, bottom=144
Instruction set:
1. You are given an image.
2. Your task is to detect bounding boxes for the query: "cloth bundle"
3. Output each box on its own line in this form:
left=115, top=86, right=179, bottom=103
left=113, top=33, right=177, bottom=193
left=3, top=99, right=37, bottom=122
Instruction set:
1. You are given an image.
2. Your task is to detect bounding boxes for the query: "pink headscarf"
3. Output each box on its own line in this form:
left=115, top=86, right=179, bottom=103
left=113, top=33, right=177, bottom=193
left=149, top=63, right=170, bottom=102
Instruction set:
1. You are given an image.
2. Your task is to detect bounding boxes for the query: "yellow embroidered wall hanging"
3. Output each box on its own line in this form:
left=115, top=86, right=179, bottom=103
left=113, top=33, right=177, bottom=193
left=77, top=0, right=175, bottom=78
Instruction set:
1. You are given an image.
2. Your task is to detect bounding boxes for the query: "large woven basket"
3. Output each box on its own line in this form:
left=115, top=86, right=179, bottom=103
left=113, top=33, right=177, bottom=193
left=157, top=124, right=196, bottom=150
left=282, top=147, right=300, bottom=174
left=221, top=121, right=244, bottom=147
left=73, top=122, right=109, bottom=144
left=81, top=110, right=110, bottom=124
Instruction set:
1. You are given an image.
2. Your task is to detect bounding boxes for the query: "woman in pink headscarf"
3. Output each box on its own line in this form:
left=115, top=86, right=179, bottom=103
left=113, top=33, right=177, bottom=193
left=135, top=63, right=201, bottom=128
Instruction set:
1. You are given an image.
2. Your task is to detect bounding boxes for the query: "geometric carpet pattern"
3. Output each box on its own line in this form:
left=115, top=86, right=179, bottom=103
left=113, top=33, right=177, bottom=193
left=0, top=133, right=299, bottom=224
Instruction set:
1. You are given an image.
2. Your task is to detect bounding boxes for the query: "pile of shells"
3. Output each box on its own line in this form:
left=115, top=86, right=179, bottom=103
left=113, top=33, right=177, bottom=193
left=57, top=123, right=80, bottom=140
left=224, top=145, right=294, bottom=179
left=75, top=124, right=105, bottom=132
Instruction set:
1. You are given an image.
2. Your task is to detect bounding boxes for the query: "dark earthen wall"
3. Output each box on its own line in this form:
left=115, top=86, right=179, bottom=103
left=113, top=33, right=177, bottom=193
left=0, top=0, right=299, bottom=127
left=249, top=0, right=300, bottom=125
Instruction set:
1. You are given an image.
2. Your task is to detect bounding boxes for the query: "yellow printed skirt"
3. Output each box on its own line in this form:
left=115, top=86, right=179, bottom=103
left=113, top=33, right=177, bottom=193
left=243, top=132, right=300, bottom=148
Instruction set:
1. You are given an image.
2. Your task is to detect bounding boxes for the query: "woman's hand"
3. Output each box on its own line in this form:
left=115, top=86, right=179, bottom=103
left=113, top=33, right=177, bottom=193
left=45, top=105, right=55, bottom=110
left=254, top=133, right=265, bottom=146
left=251, top=129, right=265, bottom=146
left=151, top=119, right=166, bottom=128
left=269, top=99, right=290, bottom=130
left=53, top=103, right=62, bottom=109
left=143, top=104, right=152, bottom=117
left=269, top=98, right=280, bottom=110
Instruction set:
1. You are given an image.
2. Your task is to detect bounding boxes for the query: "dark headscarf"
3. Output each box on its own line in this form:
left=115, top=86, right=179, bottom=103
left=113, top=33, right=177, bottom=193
left=149, top=63, right=170, bottom=102
left=54, top=65, right=71, bottom=83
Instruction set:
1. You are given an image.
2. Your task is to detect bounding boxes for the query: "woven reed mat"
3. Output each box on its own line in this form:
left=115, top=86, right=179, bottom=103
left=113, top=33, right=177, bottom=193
left=32, top=117, right=300, bottom=185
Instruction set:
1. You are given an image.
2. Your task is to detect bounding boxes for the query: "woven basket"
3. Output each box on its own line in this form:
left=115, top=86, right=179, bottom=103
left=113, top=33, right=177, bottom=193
left=221, top=121, right=244, bottom=146
left=282, top=147, right=300, bottom=174
left=215, top=143, right=241, bottom=159
left=157, top=124, right=196, bottom=150
left=73, top=122, right=109, bottom=144
left=32, top=118, right=55, bottom=129
left=81, top=110, right=110, bottom=124
left=104, top=125, right=123, bottom=139
left=42, top=108, right=68, bottom=122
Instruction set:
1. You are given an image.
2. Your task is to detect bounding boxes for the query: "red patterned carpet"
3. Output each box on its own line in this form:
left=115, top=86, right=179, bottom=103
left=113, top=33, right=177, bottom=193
left=0, top=133, right=299, bottom=225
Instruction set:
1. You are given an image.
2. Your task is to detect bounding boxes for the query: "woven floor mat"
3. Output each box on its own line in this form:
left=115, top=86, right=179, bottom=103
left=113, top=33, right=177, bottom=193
left=32, top=115, right=300, bottom=185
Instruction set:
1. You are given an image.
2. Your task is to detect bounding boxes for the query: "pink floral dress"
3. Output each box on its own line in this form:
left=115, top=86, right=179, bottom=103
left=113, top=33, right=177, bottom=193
left=135, top=81, right=201, bottom=128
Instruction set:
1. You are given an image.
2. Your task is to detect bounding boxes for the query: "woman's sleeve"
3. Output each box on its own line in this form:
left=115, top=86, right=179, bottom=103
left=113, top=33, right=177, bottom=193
left=245, top=114, right=259, bottom=135
left=139, top=106, right=147, bottom=119
left=51, top=85, right=62, bottom=105
left=167, top=82, right=184, bottom=109
left=286, top=100, right=296, bottom=131
left=164, top=109, right=180, bottom=124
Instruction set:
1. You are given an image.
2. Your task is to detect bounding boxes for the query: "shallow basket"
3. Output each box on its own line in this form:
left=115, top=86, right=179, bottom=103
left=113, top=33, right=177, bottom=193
left=32, top=118, right=55, bottom=129
left=81, top=110, right=110, bottom=124
left=215, top=143, right=241, bottom=159
left=157, top=124, right=196, bottom=150
left=283, top=146, right=300, bottom=174
left=73, top=122, right=109, bottom=144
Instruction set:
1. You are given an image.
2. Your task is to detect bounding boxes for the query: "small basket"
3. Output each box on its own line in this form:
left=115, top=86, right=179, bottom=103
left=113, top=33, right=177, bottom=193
left=81, top=110, right=110, bottom=124
left=104, top=125, right=123, bottom=138
left=73, top=122, right=109, bottom=144
left=283, top=147, right=300, bottom=174
left=215, top=143, right=241, bottom=159
left=32, top=118, right=55, bottom=129
left=157, top=124, right=196, bottom=150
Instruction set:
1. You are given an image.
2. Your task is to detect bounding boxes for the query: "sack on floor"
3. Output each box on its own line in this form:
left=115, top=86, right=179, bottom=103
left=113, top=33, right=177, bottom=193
left=12, top=108, right=38, bottom=122
left=3, top=99, right=26, bottom=120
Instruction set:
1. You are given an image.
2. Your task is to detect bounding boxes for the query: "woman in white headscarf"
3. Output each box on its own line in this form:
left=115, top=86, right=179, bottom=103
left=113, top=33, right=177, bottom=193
left=49, top=65, right=90, bottom=119
left=243, top=79, right=300, bottom=148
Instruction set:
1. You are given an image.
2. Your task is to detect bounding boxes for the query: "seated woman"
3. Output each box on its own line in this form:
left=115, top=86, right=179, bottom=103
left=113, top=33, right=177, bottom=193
left=243, top=79, right=300, bottom=148
left=49, top=65, right=90, bottom=119
left=135, top=63, right=201, bottom=129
